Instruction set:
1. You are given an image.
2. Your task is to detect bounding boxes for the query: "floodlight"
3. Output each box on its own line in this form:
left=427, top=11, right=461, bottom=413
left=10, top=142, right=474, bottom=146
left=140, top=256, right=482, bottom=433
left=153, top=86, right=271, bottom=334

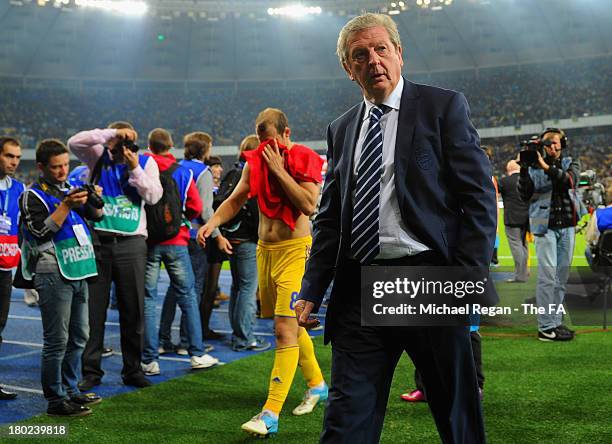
left=74, top=0, right=148, bottom=16
left=267, top=5, right=322, bottom=18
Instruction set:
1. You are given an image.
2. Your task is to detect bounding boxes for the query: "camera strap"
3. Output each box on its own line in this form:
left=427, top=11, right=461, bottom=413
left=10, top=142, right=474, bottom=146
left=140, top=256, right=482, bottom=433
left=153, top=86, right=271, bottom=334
left=89, top=148, right=108, bottom=185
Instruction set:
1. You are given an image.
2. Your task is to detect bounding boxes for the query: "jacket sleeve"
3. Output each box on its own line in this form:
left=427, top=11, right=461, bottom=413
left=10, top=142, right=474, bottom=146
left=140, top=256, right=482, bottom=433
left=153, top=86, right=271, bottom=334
left=184, top=178, right=202, bottom=221
left=298, top=124, right=341, bottom=311
left=518, top=167, right=535, bottom=201
left=442, top=92, right=497, bottom=267
left=128, top=157, right=163, bottom=206
left=19, top=190, right=59, bottom=243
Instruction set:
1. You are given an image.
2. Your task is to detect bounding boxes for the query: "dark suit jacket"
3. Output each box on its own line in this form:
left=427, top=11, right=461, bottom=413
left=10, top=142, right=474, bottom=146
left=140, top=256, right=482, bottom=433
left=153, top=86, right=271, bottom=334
left=499, top=173, right=529, bottom=227
left=299, top=78, right=498, bottom=336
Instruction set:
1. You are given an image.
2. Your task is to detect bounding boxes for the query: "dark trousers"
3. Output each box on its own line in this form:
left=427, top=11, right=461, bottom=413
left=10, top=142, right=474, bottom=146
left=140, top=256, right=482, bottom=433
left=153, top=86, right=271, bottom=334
left=321, top=255, right=486, bottom=444
left=82, top=236, right=147, bottom=381
left=0, top=270, right=13, bottom=351
left=415, top=330, right=484, bottom=392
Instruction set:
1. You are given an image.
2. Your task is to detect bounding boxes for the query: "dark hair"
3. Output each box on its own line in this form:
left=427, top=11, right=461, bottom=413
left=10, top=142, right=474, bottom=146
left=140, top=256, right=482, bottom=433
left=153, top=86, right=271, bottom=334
left=206, top=155, right=223, bottom=167
left=183, top=132, right=212, bottom=161
left=148, top=128, right=173, bottom=154
left=36, top=139, right=69, bottom=166
left=0, top=136, right=21, bottom=154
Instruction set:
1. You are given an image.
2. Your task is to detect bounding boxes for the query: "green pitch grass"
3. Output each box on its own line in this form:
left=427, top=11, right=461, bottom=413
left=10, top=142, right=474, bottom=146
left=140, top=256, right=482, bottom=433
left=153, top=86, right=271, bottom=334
left=9, top=330, right=611, bottom=444
left=8, top=211, right=610, bottom=443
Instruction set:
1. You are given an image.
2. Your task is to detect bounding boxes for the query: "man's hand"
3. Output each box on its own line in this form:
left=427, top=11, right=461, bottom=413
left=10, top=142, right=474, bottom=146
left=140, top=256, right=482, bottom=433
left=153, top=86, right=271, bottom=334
left=261, top=139, right=285, bottom=177
left=196, top=223, right=216, bottom=247
left=63, top=190, right=89, bottom=209
left=216, top=234, right=233, bottom=255
left=536, top=151, right=549, bottom=172
left=123, top=147, right=139, bottom=170
left=294, top=299, right=320, bottom=330
left=116, top=128, right=137, bottom=142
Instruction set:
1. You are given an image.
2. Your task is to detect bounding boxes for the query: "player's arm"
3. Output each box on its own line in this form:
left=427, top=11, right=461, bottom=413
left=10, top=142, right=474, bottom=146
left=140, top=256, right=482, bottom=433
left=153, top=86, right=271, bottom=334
left=196, top=164, right=251, bottom=244
left=262, top=142, right=320, bottom=216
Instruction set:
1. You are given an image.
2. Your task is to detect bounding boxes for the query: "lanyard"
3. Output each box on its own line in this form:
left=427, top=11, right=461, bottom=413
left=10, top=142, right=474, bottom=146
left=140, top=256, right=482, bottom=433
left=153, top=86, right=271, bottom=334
left=0, top=189, right=9, bottom=216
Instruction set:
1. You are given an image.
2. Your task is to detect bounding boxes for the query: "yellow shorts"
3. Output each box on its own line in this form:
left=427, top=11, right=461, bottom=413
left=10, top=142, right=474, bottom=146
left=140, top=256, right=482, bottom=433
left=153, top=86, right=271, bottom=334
left=257, top=236, right=312, bottom=318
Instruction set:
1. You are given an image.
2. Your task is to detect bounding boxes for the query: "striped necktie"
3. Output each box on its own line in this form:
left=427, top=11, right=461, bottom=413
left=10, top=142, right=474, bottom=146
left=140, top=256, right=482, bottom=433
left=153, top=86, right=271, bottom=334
left=350, top=105, right=387, bottom=264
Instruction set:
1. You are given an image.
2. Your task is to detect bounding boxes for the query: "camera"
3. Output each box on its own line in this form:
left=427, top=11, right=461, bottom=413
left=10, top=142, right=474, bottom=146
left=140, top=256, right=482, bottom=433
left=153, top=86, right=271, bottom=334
left=114, top=138, right=139, bottom=154
left=577, top=170, right=607, bottom=211
left=75, top=184, right=105, bottom=209
left=518, top=137, right=552, bottom=168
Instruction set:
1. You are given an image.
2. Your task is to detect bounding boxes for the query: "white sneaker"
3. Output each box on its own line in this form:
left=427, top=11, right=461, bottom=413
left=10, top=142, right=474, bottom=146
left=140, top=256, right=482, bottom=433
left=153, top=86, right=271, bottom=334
left=141, top=361, right=160, bottom=376
left=176, top=347, right=188, bottom=356
left=190, top=354, right=219, bottom=369
left=241, top=411, right=278, bottom=437
left=292, top=383, right=329, bottom=416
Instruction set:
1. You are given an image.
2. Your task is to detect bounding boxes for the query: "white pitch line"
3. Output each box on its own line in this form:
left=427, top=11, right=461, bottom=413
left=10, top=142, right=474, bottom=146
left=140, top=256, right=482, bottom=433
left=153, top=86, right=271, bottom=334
left=0, top=350, right=41, bottom=361
left=2, top=340, right=42, bottom=348
left=6, top=315, right=280, bottom=337
left=3, top=384, right=44, bottom=395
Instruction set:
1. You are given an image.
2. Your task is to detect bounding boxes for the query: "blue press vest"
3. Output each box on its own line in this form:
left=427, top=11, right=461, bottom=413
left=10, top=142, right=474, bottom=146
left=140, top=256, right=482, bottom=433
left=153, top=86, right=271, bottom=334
left=180, top=159, right=209, bottom=238
left=24, top=184, right=97, bottom=280
left=0, top=178, right=25, bottom=270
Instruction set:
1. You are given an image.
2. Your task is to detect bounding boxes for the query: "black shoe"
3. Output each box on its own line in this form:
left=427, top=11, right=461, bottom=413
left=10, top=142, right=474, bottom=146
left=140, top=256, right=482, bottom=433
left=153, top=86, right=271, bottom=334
left=47, top=400, right=92, bottom=417
left=203, top=330, right=225, bottom=340
left=524, top=296, right=537, bottom=304
left=123, top=375, right=152, bottom=388
left=0, top=386, right=17, bottom=400
left=101, top=347, right=113, bottom=358
left=70, top=393, right=102, bottom=406
left=538, top=327, right=574, bottom=342
left=557, top=324, right=576, bottom=335
left=78, top=377, right=101, bottom=392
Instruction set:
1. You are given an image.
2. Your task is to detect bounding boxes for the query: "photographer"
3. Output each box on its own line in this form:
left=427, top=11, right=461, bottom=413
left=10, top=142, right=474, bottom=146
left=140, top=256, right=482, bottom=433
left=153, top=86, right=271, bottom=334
left=19, top=139, right=103, bottom=416
left=68, top=122, right=163, bottom=390
left=518, top=128, right=581, bottom=342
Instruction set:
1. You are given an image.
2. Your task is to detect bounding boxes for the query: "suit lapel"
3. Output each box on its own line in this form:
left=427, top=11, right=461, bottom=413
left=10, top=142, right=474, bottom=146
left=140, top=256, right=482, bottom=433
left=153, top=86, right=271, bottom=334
left=340, top=102, right=364, bottom=197
left=394, top=78, right=419, bottom=182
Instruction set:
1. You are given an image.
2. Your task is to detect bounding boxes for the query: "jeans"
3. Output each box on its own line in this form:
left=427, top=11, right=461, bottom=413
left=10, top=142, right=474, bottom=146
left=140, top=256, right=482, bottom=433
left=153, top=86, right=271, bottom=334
left=143, top=244, right=204, bottom=363
left=228, top=242, right=258, bottom=347
left=0, top=270, right=13, bottom=351
left=159, top=239, right=207, bottom=349
left=35, top=273, right=89, bottom=407
left=534, top=227, right=575, bottom=331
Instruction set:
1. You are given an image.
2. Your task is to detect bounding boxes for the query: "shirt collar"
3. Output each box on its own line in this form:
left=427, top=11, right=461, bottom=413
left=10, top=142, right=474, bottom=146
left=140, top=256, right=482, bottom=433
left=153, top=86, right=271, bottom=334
left=362, top=76, right=404, bottom=121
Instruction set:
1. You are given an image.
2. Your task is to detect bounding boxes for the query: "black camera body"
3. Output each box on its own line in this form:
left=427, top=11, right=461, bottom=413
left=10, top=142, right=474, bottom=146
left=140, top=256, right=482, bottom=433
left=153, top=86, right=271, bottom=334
left=518, top=138, right=553, bottom=168
left=76, top=184, right=105, bottom=209
left=114, top=139, right=139, bottom=154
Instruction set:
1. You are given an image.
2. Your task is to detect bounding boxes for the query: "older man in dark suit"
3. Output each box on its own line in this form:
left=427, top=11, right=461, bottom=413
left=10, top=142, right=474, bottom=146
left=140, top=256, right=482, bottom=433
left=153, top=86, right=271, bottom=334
left=295, top=13, right=497, bottom=444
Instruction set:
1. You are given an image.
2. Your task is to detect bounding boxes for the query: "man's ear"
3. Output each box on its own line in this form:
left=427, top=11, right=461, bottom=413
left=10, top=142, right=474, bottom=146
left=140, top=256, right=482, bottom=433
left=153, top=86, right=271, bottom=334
left=342, top=62, right=354, bottom=81
left=36, top=162, right=45, bottom=174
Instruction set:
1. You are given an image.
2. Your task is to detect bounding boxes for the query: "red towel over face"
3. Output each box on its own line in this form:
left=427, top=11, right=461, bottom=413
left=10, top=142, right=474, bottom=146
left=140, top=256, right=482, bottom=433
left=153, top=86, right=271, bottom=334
left=243, top=139, right=324, bottom=231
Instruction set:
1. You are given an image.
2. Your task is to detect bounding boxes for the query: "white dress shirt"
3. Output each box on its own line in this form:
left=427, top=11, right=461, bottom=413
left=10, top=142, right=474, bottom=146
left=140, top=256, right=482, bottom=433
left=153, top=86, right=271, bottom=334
left=352, top=77, right=431, bottom=259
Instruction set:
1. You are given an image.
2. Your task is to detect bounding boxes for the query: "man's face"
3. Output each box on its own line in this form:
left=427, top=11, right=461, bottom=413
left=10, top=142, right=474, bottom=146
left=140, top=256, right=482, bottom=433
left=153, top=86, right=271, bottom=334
left=0, top=143, right=22, bottom=177
left=38, top=153, right=70, bottom=184
left=543, top=134, right=562, bottom=159
left=343, top=26, right=403, bottom=103
left=211, top=164, right=223, bottom=183
left=256, top=120, right=290, bottom=146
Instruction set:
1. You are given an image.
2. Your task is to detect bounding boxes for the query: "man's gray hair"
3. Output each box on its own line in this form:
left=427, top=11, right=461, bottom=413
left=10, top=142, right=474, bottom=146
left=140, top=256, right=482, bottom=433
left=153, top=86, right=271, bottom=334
left=336, top=13, right=402, bottom=66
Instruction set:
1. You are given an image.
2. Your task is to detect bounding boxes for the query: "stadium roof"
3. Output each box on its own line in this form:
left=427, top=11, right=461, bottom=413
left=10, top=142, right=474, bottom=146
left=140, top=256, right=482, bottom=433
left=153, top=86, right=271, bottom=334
left=0, top=0, right=611, bottom=82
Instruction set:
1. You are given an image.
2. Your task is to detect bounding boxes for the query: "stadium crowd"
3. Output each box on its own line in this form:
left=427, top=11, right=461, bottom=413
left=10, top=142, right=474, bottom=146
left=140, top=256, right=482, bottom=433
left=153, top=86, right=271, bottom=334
left=1, top=56, right=611, bottom=147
